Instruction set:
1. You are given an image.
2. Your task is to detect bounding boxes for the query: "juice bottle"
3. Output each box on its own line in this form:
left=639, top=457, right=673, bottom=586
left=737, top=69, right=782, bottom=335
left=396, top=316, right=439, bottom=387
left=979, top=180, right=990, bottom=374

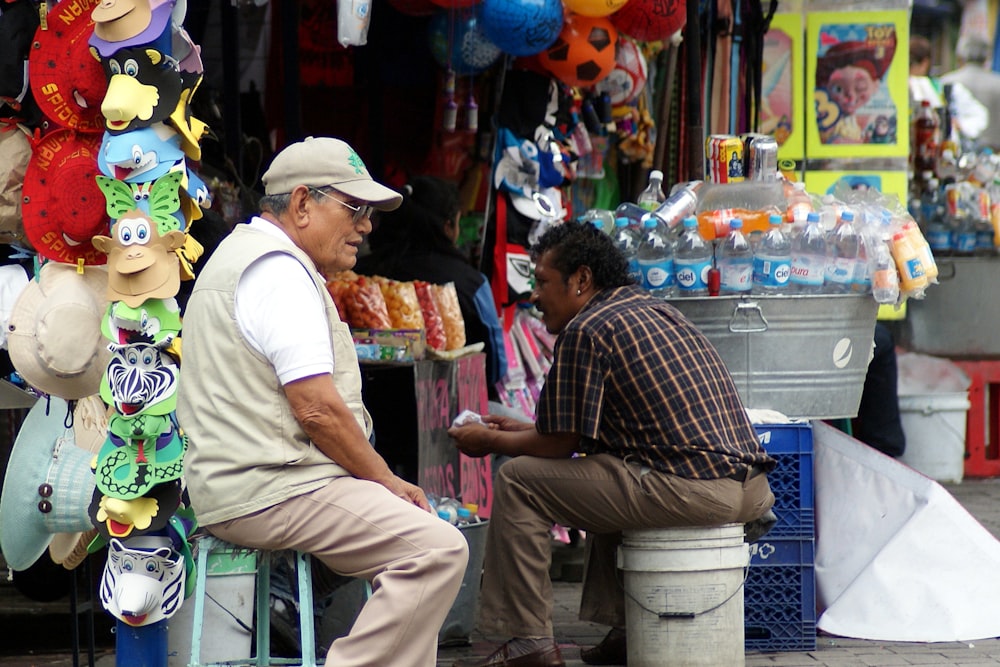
left=891, top=229, right=929, bottom=295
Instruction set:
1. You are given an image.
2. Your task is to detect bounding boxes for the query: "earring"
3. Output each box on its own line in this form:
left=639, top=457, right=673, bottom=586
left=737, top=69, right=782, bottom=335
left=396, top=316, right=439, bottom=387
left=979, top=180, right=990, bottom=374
left=576, top=289, right=582, bottom=296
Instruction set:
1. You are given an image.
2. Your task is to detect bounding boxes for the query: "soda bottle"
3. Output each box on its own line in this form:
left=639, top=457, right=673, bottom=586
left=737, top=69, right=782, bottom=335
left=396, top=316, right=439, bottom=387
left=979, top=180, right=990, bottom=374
left=913, top=100, right=939, bottom=174
left=612, top=216, right=643, bottom=285
left=637, top=216, right=676, bottom=297
left=826, top=209, right=861, bottom=294
left=674, top=216, right=712, bottom=297
left=752, top=214, right=791, bottom=295
left=637, top=169, right=667, bottom=211
left=717, top=218, right=753, bottom=295
left=789, top=212, right=827, bottom=294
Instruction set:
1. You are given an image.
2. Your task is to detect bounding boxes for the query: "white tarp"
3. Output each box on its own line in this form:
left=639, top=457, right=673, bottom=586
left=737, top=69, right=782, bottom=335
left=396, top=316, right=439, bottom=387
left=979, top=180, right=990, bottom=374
left=814, top=420, right=1000, bottom=641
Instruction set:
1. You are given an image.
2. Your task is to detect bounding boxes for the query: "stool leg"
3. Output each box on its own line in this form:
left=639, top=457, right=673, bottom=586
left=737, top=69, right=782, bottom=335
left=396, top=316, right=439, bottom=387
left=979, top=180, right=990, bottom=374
left=297, top=552, right=316, bottom=667
left=189, top=539, right=211, bottom=667
left=255, top=552, right=272, bottom=667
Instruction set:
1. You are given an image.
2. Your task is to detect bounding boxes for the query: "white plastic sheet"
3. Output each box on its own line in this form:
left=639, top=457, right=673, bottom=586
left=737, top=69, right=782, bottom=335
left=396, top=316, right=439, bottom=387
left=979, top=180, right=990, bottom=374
left=814, top=421, right=1000, bottom=641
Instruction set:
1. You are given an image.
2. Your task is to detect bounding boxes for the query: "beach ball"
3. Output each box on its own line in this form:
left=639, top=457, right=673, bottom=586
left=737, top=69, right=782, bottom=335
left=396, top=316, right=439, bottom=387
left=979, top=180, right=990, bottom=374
left=428, top=10, right=502, bottom=75
left=562, top=0, right=629, bottom=17
left=593, top=37, right=647, bottom=104
left=610, top=0, right=685, bottom=42
left=538, top=13, right=618, bottom=88
left=480, top=0, right=564, bottom=57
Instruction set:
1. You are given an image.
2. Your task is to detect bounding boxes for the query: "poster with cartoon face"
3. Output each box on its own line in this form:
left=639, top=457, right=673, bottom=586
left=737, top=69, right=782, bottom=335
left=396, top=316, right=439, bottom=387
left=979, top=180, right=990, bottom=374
left=806, top=11, right=909, bottom=158
left=760, top=13, right=804, bottom=161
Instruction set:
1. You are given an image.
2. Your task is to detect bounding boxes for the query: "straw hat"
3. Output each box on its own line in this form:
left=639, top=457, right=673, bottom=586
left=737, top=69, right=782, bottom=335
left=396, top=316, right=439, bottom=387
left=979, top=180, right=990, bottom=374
left=7, top=262, right=110, bottom=400
left=0, top=397, right=97, bottom=571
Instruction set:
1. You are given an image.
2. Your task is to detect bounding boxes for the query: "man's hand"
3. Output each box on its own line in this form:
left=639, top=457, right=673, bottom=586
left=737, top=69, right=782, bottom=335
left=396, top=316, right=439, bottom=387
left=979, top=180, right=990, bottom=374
left=383, top=475, right=431, bottom=511
left=447, top=422, right=496, bottom=458
left=481, top=414, right=535, bottom=432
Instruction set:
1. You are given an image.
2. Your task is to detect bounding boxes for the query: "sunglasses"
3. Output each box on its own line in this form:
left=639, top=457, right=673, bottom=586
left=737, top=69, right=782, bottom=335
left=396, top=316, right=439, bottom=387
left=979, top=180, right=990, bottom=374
left=310, top=188, right=376, bottom=224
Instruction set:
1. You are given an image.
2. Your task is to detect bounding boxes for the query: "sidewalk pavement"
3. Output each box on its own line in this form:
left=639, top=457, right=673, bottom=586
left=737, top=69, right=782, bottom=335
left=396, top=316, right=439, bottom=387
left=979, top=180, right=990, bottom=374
left=4, top=479, right=1000, bottom=666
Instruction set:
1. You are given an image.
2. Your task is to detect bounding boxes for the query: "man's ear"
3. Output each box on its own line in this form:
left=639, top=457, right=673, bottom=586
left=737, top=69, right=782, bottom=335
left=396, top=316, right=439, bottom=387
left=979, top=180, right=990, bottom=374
left=288, top=186, right=313, bottom=225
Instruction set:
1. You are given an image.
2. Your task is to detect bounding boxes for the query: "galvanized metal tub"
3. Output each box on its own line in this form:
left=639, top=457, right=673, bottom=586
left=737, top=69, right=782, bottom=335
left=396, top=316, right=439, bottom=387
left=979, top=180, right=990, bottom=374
left=900, top=258, right=1000, bottom=358
left=665, top=294, right=879, bottom=419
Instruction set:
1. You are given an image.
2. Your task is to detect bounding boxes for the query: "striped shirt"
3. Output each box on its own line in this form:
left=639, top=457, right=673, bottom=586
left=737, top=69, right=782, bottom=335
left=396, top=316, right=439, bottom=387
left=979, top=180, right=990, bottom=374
left=536, top=285, right=775, bottom=479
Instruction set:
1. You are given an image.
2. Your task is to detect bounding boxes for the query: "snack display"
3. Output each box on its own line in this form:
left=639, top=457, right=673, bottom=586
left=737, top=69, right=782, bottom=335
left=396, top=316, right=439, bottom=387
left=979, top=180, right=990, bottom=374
left=373, top=276, right=426, bottom=330
left=413, top=280, right=447, bottom=350
left=432, top=282, right=466, bottom=350
left=326, top=271, right=393, bottom=329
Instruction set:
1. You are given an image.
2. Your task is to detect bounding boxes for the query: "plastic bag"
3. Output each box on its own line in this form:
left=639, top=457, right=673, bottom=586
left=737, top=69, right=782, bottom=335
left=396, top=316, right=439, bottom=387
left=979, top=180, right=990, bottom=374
left=432, top=282, right=466, bottom=351
left=325, top=272, right=392, bottom=329
left=337, top=0, right=371, bottom=46
left=373, top=276, right=425, bottom=330
left=413, top=281, right=447, bottom=351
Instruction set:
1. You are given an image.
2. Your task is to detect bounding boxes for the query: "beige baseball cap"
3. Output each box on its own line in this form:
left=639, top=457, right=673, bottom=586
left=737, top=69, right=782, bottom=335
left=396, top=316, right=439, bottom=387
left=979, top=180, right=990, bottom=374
left=261, top=136, right=403, bottom=211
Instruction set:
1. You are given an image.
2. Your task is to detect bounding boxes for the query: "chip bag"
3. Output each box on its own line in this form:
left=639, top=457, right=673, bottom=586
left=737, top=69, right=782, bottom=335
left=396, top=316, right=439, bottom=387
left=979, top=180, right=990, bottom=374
left=413, top=280, right=447, bottom=351
left=326, top=272, right=392, bottom=329
left=373, top=276, right=426, bottom=330
left=432, top=282, right=466, bottom=351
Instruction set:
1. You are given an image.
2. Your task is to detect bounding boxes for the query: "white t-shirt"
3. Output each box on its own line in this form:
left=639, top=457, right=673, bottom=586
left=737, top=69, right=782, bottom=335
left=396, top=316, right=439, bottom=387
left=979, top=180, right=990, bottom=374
left=234, top=218, right=334, bottom=385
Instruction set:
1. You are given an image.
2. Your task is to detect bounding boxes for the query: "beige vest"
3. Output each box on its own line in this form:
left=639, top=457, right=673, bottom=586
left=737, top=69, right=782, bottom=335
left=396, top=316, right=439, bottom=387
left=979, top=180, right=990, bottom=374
left=176, top=224, right=371, bottom=526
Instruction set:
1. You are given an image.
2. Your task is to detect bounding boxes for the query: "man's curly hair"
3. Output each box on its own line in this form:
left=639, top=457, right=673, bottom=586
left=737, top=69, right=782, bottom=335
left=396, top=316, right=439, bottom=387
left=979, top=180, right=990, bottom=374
left=529, top=221, right=634, bottom=289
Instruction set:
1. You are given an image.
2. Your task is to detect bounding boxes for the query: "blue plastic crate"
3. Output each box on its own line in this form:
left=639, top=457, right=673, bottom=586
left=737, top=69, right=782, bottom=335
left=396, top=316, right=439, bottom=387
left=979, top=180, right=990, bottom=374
left=754, top=423, right=814, bottom=538
left=744, top=536, right=816, bottom=652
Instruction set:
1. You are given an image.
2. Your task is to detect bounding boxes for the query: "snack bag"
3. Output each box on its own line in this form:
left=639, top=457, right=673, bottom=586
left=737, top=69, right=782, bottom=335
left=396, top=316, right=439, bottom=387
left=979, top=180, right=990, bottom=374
left=413, top=280, right=447, bottom=350
left=373, top=276, right=425, bottom=330
left=432, top=282, right=466, bottom=350
left=326, top=272, right=392, bottom=329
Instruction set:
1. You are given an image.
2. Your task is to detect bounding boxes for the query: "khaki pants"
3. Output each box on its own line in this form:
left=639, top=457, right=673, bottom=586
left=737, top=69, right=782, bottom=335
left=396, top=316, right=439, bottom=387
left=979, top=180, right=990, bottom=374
left=207, top=476, right=468, bottom=667
left=476, top=453, right=774, bottom=636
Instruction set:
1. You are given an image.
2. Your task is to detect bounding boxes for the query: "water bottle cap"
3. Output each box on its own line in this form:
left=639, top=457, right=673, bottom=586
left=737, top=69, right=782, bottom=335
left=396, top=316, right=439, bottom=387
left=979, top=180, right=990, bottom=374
left=437, top=509, right=452, bottom=521
left=683, top=216, right=697, bottom=228
left=457, top=508, right=472, bottom=519
left=769, top=214, right=782, bottom=225
left=729, top=218, right=743, bottom=229
left=649, top=169, right=663, bottom=181
left=841, top=210, right=855, bottom=222
left=807, top=212, right=821, bottom=223
left=643, top=215, right=658, bottom=228
left=615, top=217, right=630, bottom=227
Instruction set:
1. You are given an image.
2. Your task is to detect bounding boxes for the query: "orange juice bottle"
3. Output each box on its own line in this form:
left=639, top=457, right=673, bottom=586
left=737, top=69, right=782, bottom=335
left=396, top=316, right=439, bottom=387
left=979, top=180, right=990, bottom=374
left=891, top=229, right=929, bottom=294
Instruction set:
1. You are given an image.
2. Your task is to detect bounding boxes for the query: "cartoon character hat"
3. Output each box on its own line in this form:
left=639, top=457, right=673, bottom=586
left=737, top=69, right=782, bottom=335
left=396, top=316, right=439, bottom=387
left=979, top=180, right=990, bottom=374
left=28, top=3, right=108, bottom=133
left=89, top=0, right=174, bottom=58
left=0, top=397, right=97, bottom=571
left=99, top=535, right=186, bottom=626
left=89, top=478, right=181, bottom=542
left=99, top=45, right=183, bottom=134
left=21, top=130, right=108, bottom=266
left=91, top=210, right=186, bottom=307
left=816, top=35, right=898, bottom=88
left=7, top=262, right=111, bottom=400
left=262, top=136, right=404, bottom=210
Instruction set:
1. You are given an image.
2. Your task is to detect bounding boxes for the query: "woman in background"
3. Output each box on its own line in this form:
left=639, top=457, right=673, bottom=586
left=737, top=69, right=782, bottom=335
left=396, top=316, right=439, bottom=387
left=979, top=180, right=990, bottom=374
left=356, top=175, right=507, bottom=397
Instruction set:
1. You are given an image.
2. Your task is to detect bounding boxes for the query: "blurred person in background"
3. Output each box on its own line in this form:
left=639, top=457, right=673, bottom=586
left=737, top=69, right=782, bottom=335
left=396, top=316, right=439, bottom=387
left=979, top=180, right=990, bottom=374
left=356, top=175, right=507, bottom=397
left=940, top=36, right=1000, bottom=151
left=909, top=34, right=987, bottom=151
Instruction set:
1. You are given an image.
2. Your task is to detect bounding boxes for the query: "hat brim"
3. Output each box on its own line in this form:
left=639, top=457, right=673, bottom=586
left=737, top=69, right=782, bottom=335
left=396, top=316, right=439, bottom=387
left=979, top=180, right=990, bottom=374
left=333, top=180, right=404, bottom=212
left=0, top=397, right=96, bottom=571
left=7, top=263, right=110, bottom=400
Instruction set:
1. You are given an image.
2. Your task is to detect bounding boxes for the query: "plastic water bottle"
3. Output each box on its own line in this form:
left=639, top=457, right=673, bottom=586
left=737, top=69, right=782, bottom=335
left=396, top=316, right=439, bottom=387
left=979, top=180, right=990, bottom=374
left=579, top=208, right=615, bottom=235
left=613, top=216, right=643, bottom=285
left=826, top=210, right=861, bottom=294
left=637, top=216, right=676, bottom=297
left=637, top=169, right=666, bottom=211
left=717, top=218, right=753, bottom=295
left=789, top=212, right=827, bottom=294
left=752, top=214, right=791, bottom=295
left=868, top=218, right=900, bottom=304
left=674, top=216, right=712, bottom=297
left=615, top=201, right=651, bottom=227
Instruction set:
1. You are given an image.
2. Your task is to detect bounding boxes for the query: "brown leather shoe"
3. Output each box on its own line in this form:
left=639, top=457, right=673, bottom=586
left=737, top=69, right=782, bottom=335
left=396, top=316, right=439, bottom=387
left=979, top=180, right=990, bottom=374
left=452, top=638, right=565, bottom=667
left=580, top=627, right=627, bottom=665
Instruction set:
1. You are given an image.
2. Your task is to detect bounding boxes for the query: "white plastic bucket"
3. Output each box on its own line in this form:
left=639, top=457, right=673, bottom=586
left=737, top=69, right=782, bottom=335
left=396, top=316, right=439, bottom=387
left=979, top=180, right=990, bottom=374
left=618, top=524, right=748, bottom=667
left=898, top=392, right=970, bottom=483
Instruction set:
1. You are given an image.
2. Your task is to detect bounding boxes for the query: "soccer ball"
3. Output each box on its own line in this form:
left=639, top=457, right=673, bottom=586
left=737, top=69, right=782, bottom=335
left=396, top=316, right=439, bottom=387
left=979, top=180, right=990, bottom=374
left=538, top=13, right=618, bottom=88
left=593, top=37, right=647, bottom=105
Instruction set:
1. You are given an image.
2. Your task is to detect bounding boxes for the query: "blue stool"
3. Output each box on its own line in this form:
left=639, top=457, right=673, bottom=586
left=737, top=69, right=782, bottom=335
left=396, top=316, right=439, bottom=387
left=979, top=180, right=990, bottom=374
left=187, top=536, right=323, bottom=667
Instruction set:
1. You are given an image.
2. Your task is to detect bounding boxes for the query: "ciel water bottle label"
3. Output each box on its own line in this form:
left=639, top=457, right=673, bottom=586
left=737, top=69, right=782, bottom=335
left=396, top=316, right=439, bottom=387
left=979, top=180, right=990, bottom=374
left=752, top=257, right=791, bottom=287
left=627, top=259, right=642, bottom=284
left=640, top=259, right=675, bottom=289
left=721, top=263, right=752, bottom=290
left=675, top=259, right=711, bottom=290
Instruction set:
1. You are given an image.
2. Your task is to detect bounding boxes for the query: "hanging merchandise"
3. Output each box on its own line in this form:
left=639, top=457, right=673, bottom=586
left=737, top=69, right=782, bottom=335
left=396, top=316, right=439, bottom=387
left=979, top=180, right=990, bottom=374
left=337, top=0, right=372, bottom=46
left=427, top=7, right=502, bottom=76
left=563, top=0, right=630, bottom=17
left=538, top=12, right=618, bottom=89
left=593, top=37, right=648, bottom=106
left=610, top=0, right=685, bottom=43
left=479, top=0, right=563, bottom=56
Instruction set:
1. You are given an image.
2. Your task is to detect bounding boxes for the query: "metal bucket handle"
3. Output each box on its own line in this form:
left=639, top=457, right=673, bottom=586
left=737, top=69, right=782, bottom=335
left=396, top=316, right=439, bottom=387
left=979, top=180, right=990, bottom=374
left=729, top=300, right=769, bottom=333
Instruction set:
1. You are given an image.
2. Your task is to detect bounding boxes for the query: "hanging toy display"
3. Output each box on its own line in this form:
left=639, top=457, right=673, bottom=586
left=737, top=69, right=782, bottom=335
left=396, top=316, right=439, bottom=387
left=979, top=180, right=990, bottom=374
left=427, top=7, right=502, bottom=76
left=479, top=0, right=563, bottom=57
left=609, top=0, right=686, bottom=43
left=593, top=36, right=648, bottom=106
